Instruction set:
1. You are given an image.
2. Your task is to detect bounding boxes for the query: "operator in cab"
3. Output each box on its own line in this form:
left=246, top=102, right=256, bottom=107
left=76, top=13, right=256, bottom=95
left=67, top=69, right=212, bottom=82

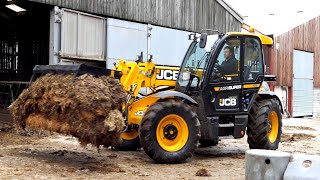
left=212, top=46, right=239, bottom=81
left=216, top=46, right=238, bottom=75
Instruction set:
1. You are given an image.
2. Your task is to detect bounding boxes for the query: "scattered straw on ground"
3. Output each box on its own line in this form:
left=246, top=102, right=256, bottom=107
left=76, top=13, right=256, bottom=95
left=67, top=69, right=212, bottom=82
left=195, top=168, right=211, bottom=177
left=284, top=126, right=316, bottom=131
left=281, top=133, right=316, bottom=142
left=9, top=73, right=126, bottom=147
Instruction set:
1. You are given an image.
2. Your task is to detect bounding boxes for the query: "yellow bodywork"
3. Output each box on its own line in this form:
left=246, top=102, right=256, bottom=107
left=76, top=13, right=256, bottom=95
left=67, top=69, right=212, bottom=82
left=127, top=95, right=160, bottom=125
left=121, top=131, right=139, bottom=141
left=115, top=60, right=178, bottom=134
left=116, top=59, right=177, bottom=96
left=226, top=32, right=273, bottom=45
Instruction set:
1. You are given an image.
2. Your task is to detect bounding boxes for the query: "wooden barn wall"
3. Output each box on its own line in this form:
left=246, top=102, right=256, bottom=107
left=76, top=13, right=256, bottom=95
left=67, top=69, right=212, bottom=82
left=315, top=16, right=320, bottom=87
left=263, top=44, right=276, bottom=77
left=28, top=0, right=242, bottom=33
left=313, top=16, right=320, bottom=88
left=274, top=31, right=293, bottom=86
left=274, top=16, right=320, bottom=87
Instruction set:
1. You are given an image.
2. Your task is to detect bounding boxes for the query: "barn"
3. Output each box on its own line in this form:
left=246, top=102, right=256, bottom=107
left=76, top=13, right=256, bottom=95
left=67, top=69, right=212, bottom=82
left=273, top=16, right=320, bottom=117
left=0, top=0, right=242, bottom=108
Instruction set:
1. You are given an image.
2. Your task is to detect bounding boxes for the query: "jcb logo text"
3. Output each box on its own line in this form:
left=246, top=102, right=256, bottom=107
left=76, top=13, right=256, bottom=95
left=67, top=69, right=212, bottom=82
left=219, top=99, right=237, bottom=106
left=156, top=70, right=179, bottom=80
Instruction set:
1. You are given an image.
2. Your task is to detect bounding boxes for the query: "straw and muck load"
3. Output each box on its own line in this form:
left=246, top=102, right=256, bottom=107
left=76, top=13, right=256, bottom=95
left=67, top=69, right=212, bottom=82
left=9, top=73, right=126, bottom=147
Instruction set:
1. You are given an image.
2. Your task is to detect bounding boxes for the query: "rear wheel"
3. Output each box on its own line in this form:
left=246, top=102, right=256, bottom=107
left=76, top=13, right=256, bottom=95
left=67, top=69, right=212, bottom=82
left=247, top=99, right=282, bottom=149
left=115, top=131, right=141, bottom=151
left=139, top=99, right=200, bottom=163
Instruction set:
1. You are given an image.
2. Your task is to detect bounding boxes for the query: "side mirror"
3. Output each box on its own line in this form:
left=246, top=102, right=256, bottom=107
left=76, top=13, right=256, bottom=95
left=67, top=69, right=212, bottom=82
left=199, top=33, right=207, bottom=48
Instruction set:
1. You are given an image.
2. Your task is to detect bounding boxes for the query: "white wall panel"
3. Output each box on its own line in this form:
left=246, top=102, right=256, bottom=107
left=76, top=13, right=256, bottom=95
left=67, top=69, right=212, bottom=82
left=274, top=86, right=288, bottom=114
left=78, top=14, right=105, bottom=59
left=293, top=50, right=314, bottom=79
left=61, top=9, right=106, bottom=61
left=313, top=88, right=320, bottom=117
left=106, top=18, right=148, bottom=68
left=148, top=25, right=192, bottom=66
left=61, top=10, right=77, bottom=57
left=292, top=50, right=314, bottom=117
left=292, top=79, right=313, bottom=117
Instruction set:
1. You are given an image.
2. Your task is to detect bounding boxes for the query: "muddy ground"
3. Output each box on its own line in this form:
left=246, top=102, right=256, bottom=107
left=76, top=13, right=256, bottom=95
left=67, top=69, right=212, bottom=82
left=0, top=110, right=319, bottom=179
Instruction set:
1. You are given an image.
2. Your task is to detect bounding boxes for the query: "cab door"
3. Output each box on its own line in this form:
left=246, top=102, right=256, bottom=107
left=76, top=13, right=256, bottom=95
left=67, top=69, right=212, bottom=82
left=202, top=35, right=264, bottom=115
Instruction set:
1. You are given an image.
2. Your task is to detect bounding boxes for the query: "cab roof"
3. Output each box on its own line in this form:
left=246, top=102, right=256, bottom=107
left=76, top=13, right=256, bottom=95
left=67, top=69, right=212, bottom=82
left=226, top=32, right=273, bottom=45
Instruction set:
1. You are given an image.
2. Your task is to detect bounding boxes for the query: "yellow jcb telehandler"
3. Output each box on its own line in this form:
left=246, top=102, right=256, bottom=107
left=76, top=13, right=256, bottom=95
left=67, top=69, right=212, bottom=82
left=30, top=31, right=283, bottom=163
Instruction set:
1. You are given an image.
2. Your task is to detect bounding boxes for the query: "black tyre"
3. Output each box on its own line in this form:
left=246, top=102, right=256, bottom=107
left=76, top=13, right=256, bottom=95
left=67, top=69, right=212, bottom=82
left=115, top=131, right=141, bottom=151
left=199, top=139, right=219, bottom=147
left=139, top=99, right=200, bottom=164
left=247, top=99, right=282, bottom=149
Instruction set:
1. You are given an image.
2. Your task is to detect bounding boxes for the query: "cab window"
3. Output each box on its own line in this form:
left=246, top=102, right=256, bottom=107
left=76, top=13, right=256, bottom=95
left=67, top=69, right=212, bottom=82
left=211, top=38, right=241, bottom=82
left=243, top=38, right=263, bottom=81
left=178, top=35, right=219, bottom=88
left=178, top=43, right=209, bottom=88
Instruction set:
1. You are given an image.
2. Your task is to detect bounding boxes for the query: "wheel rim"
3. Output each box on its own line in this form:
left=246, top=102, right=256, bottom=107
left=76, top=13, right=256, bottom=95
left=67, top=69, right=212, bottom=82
left=268, top=110, right=279, bottom=143
left=156, top=114, right=189, bottom=152
left=121, top=131, right=139, bottom=141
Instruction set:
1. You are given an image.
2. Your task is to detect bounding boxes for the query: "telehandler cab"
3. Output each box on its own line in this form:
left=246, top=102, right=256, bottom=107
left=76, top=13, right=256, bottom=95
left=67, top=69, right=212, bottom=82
left=32, top=31, right=283, bottom=163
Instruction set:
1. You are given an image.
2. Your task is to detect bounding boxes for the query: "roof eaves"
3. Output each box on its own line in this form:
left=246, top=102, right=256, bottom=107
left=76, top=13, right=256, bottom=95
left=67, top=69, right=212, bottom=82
left=216, top=0, right=244, bottom=23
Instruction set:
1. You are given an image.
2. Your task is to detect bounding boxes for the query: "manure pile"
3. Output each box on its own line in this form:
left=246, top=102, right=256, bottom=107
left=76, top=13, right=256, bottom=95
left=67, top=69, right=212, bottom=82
left=9, top=73, right=126, bottom=147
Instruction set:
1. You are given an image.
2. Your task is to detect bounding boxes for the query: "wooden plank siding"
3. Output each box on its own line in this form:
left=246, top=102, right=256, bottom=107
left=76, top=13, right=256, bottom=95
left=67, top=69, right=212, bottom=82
left=274, top=31, right=293, bottom=86
left=274, top=15, right=320, bottom=87
left=315, top=16, right=320, bottom=87
left=28, top=0, right=242, bottom=33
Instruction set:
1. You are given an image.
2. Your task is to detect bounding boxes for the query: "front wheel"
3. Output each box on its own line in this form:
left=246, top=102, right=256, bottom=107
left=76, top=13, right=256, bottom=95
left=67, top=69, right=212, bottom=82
left=139, top=99, right=200, bottom=164
left=247, top=99, right=282, bottom=149
left=115, top=131, right=141, bottom=151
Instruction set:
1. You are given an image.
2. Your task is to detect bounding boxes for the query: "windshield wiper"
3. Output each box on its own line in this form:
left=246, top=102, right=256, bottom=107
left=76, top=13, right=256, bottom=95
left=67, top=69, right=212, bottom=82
left=194, top=52, right=209, bottom=73
left=194, top=39, right=220, bottom=74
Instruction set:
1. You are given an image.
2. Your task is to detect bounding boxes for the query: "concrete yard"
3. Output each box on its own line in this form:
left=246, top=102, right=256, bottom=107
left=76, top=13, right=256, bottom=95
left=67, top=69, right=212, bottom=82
left=0, top=110, right=319, bottom=179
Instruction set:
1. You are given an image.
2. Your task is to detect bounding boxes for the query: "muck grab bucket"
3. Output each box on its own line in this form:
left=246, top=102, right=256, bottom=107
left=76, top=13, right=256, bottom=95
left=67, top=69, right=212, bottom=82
left=9, top=64, right=126, bottom=147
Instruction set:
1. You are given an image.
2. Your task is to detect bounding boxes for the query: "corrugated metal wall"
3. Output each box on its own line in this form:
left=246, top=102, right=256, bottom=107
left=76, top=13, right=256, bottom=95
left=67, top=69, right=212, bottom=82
left=28, top=0, right=242, bottom=33
left=313, top=88, right=320, bottom=117
left=274, top=16, right=320, bottom=87
left=292, top=50, right=314, bottom=117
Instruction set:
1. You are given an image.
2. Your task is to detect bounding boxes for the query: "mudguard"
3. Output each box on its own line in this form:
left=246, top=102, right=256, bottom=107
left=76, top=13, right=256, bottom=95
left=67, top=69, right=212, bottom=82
left=258, top=91, right=284, bottom=114
left=151, top=90, right=198, bottom=105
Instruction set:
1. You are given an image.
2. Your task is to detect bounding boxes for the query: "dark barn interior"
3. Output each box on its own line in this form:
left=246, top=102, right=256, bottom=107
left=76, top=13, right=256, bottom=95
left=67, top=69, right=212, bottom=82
left=0, top=0, right=51, bottom=108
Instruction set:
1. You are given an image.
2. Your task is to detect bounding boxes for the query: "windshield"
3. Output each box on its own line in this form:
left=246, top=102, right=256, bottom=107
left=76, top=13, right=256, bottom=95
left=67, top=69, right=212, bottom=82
left=178, top=34, right=219, bottom=88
